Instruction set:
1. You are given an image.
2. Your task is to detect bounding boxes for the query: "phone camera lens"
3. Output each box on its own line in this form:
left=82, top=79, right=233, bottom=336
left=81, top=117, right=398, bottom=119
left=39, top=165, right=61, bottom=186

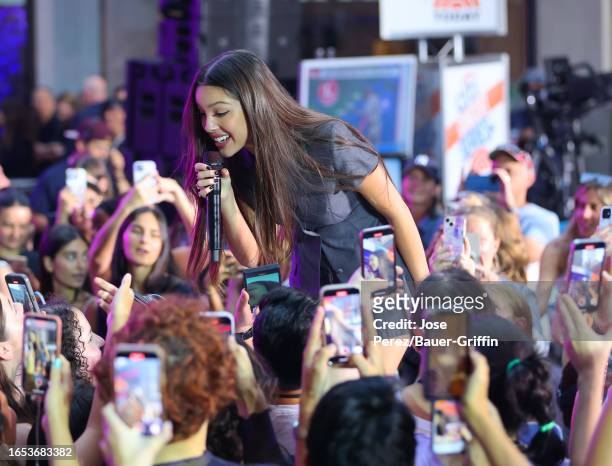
left=604, top=208, right=611, bottom=219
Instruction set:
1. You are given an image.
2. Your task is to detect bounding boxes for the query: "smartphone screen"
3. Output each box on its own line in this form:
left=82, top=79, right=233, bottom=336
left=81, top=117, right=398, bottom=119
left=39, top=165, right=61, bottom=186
left=443, top=216, right=466, bottom=259
left=114, top=347, right=164, bottom=436
left=432, top=399, right=467, bottom=455
left=6, top=274, right=38, bottom=313
left=243, top=265, right=281, bottom=309
left=424, top=313, right=469, bottom=399
left=201, top=311, right=235, bottom=336
left=23, top=315, right=60, bottom=395
left=361, top=226, right=396, bottom=282
left=567, top=240, right=606, bottom=311
left=321, top=285, right=362, bottom=363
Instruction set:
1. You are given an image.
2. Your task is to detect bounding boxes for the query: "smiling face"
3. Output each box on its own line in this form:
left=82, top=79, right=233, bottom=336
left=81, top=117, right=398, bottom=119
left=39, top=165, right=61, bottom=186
left=122, top=211, right=163, bottom=268
left=46, top=237, right=89, bottom=290
left=574, top=187, right=606, bottom=238
left=195, top=85, right=250, bottom=158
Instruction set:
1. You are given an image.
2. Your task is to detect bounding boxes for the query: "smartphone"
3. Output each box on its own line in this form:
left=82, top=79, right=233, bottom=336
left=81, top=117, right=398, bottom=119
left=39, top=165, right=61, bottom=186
left=601, top=206, right=612, bottom=229
left=424, top=312, right=469, bottom=400
left=566, top=239, right=606, bottom=311
left=466, top=232, right=481, bottom=264
left=443, top=215, right=466, bottom=259
left=242, top=264, right=281, bottom=309
left=360, top=225, right=396, bottom=282
left=113, top=344, right=165, bottom=436
left=65, top=168, right=88, bottom=206
left=5, top=273, right=39, bottom=313
left=22, top=313, right=61, bottom=395
left=133, top=161, right=158, bottom=188
left=432, top=399, right=467, bottom=455
left=320, top=284, right=362, bottom=365
left=201, top=311, right=235, bottom=336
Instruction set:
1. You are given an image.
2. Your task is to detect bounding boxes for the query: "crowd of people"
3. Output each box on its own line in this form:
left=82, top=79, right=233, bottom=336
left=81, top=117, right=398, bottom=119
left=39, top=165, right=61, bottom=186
left=0, top=49, right=609, bottom=466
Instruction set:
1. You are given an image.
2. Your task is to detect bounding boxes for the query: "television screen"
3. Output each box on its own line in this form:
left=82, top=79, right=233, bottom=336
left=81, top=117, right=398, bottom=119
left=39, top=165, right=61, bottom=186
left=299, top=55, right=417, bottom=157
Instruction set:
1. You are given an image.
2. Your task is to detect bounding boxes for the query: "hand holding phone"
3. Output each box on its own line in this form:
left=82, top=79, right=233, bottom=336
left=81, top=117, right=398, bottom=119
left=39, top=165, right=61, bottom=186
left=566, top=239, right=606, bottom=311
left=242, top=264, right=281, bottom=310
left=320, top=284, right=362, bottom=365
left=113, top=344, right=165, bottom=436
left=432, top=399, right=467, bottom=455
left=22, top=314, right=61, bottom=395
left=360, top=225, right=396, bottom=283
left=5, top=273, right=39, bottom=313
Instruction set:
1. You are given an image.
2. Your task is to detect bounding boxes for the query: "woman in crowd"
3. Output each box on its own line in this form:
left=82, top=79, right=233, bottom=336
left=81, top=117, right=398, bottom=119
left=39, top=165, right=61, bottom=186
left=537, top=179, right=612, bottom=316
left=39, top=224, right=95, bottom=311
left=186, top=49, right=428, bottom=293
left=88, top=176, right=195, bottom=295
left=26, top=301, right=104, bottom=460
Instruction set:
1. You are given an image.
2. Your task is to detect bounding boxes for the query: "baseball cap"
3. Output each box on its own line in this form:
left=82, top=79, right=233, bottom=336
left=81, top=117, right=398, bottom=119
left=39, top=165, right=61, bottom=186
left=489, top=144, right=534, bottom=170
left=404, top=154, right=440, bottom=183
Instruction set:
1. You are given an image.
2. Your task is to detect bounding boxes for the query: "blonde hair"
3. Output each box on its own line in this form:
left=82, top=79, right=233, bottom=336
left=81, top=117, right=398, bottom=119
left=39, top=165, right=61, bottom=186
left=461, top=205, right=528, bottom=282
left=485, top=283, right=533, bottom=337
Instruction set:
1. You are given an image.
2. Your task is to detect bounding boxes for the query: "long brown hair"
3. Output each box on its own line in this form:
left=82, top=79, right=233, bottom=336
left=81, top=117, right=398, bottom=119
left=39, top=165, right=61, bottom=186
left=182, top=50, right=381, bottom=279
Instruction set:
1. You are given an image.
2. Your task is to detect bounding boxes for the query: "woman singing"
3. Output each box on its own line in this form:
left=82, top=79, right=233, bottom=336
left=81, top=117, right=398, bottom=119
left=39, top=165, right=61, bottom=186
left=184, top=50, right=428, bottom=293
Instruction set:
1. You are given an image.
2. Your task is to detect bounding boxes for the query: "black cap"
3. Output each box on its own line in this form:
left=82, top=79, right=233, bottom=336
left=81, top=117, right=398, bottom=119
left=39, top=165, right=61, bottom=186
left=404, top=154, right=440, bottom=183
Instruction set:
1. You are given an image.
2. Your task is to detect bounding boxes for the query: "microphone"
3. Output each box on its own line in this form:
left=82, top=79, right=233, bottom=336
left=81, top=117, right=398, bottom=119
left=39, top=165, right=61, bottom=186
left=205, top=142, right=223, bottom=263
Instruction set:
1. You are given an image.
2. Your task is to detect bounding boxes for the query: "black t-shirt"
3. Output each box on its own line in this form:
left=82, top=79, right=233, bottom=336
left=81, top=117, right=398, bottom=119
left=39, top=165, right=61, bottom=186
left=224, top=120, right=408, bottom=295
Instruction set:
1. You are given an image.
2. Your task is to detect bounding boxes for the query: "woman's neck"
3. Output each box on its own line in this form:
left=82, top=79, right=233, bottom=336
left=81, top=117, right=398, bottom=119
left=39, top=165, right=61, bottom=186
left=129, top=264, right=153, bottom=293
left=52, top=279, right=79, bottom=303
left=154, top=422, right=207, bottom=464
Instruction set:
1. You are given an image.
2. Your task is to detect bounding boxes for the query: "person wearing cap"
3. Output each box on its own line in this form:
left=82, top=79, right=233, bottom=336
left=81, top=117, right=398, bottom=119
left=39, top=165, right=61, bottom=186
left=401, top=154, right=443, bottom=250
left=490, top=144, right=560, bottom=269
left=29, top=119, right=124, bottom=232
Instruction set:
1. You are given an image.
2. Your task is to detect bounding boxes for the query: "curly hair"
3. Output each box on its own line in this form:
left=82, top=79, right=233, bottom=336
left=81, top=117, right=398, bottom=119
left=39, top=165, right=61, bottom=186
left=42, top=301, right=90, bottom=381
left=94, top=295, right=237, bottom=441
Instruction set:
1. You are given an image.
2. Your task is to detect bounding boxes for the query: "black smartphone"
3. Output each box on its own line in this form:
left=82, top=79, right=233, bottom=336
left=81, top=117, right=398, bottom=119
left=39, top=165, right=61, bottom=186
left=22, top=313, right=61, bottom=395
left=242, top=264, right=281, bottom=309
left=201, top=311, right=235, bottom=336
left=432, top=399, right=467, bottom=455
left=600, top=205, right=612, bottom=229
left=566, top=239, right=607, bottom=311
left=6, top=273, right=39, bottom=313
left=424, top=312, right=469, bottom=400
left=320, top=284, right=362, bottom=365
left=360, top=225, right=396, bottom=282
left=113, top=343, right=165, bottom=436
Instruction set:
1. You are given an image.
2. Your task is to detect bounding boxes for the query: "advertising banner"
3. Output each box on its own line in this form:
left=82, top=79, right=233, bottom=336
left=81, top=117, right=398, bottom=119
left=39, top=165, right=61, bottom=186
left=440, top=55, right=510, bottom=200
left=380, top=0, right=507, bottom=40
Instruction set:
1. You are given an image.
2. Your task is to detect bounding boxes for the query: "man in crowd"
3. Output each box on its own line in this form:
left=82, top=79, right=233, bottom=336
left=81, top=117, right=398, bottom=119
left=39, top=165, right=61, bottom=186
left=491, top=144, right=560, bottom=274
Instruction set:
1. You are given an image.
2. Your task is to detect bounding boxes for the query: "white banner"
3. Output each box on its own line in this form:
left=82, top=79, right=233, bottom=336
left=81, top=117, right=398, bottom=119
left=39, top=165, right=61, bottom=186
left=440, top=55, right=510, bottom=200
left=380, top=0, right=507, bottom=40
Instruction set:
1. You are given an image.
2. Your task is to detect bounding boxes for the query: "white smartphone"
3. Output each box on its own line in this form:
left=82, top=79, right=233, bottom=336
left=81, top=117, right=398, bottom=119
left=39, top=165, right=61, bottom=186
left=601, top=206, right=612, bottom=229
left=133, top=161, right=158, bottom=188
left=65, top=168, right=88, bottom=206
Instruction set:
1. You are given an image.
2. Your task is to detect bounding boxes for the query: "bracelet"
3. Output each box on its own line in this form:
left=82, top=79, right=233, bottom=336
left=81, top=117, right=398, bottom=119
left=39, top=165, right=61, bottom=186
left=235, top=327, right=253, bottom=342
